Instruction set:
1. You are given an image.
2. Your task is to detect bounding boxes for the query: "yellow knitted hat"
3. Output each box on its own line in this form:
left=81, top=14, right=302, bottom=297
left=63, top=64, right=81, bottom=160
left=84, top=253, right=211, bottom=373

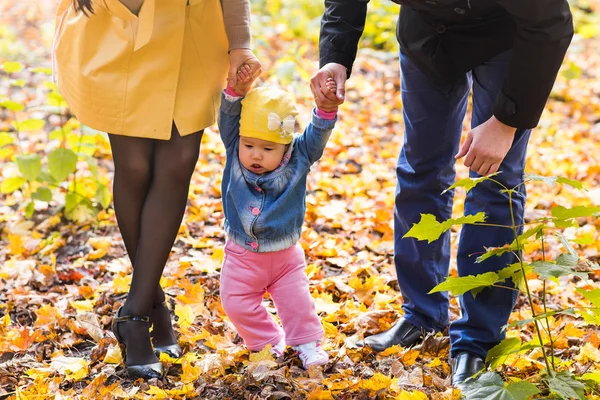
left=240, top=87, right=298, bottom=145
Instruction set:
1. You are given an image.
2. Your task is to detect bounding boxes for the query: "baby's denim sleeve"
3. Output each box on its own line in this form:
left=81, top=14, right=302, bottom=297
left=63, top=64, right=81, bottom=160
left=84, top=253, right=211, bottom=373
left=218, top=91, right=244, bottom=149
left=295, top=109, right=337, bottom=164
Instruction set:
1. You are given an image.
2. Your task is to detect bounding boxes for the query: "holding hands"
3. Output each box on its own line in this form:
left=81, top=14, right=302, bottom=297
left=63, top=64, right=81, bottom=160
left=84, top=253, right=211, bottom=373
left=228, top=49, right=262, bottom=95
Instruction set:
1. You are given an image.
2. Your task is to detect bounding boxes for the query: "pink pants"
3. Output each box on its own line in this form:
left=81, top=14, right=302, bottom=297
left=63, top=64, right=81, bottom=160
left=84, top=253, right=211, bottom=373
left=220, top=240, right=324, bottom=350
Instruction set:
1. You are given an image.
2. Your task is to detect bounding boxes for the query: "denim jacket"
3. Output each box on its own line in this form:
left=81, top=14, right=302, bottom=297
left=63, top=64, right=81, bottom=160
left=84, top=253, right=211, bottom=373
left=218, top=92, right=337, bottom=253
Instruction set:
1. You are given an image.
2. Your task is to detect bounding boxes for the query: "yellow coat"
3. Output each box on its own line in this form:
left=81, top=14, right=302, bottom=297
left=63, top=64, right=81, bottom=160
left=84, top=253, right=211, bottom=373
left=53, top=0, right=229, bottom=139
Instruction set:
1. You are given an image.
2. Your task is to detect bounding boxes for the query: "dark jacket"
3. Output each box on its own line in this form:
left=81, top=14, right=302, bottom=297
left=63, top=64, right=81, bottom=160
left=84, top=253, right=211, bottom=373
left=319, top=0, right=574, bottom=129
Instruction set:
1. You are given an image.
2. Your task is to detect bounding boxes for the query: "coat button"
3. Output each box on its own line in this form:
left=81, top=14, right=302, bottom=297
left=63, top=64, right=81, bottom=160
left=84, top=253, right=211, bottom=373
left=250, top=242, right=258, bottom=250
left=454, top=7, right=466, bottom=14
left=436, top=24, right=446, bottom=34
left=251, top=207, right=260, bottom=216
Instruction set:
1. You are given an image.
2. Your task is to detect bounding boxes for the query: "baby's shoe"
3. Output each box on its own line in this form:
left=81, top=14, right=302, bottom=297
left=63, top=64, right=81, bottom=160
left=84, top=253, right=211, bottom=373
left=270, top=337, right=286, bottom=358
left=292, top=341, right=329, bottom=369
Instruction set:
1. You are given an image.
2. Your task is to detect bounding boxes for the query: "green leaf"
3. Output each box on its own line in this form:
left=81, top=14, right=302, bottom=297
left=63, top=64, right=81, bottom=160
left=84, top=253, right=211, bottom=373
left=556, top=232, right=578, bottom=257
left=429, top=272, right=498, bottom=297
left=556, top=253, right=579, bottom=267
left=16, top=154, right=42, bottom=181
left=532, top=261, right=588, bottom=280
left=577, top=288, right=600, bottom=307
left=48, top=148, right=77, bottom=182
left=25, top=201, right=34, bottom=219
left=556, top=177, right=584, bottom=191
left=0, top=100, right=25, bottom=112
left=579, top=308, right=600, bottom=325
left=30, top=67, right=53, bottom=75
left=551, top=205, right=600, bottom=220
left=404, top=212, right=486, bottom=243
left=461, top=372, right=540, bottom=400
left=94, top=184, right=112, bottom=209
left=2, top=61, right=24, bottom=73
left=404, top=214, right=444, bottom=243
left=546, top=371, right=586, bottom=400
left=486, top=338, right=522, bottom=368
left=0, top=132, right=14, bottom=147
left=497, top=263, right=531, bottom=291
left=65, top=198, right=97, bottom=223
left=12, top=119, right=45, bottom=132
left=572, top=234, right=595, bottom=245
left=82, top=155, right=99, bottom=179
left=505, top=381, right=542, bottom=400
left=32, top=187, right=53, bottom=202
left=477, top=244, right=515, bottom=263
left=477, top=226, right=543, bottom=263
left=65, top=192, right=80, bottom=213
left=582, top=373, right=600, bottom=384
left=1, top=176, right=26, bottom=194
left=38, top=171, right=57, bottom=184
left=561, top=61, right=582, bottom=80
left=510, top=308, right=575, bottom=328
left=442, top=172, right=500, bottom=194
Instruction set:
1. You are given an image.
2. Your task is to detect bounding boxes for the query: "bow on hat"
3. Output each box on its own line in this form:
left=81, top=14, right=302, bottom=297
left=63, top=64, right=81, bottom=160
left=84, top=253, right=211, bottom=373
left=267, top=112, right=295, bottom=138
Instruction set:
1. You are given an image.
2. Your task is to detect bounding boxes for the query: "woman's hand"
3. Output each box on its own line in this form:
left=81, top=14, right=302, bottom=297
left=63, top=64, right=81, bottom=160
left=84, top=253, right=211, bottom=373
left=228, top=49, right=261, bottom=94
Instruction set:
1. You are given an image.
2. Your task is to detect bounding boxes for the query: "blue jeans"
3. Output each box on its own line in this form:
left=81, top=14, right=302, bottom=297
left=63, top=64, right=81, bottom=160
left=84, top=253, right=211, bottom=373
left=395, top=49, right=531, bottom=359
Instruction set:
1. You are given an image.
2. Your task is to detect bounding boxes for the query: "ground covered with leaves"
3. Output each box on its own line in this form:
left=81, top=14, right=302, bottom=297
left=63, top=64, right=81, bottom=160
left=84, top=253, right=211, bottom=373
left=1, top=1, right=600, bottom=399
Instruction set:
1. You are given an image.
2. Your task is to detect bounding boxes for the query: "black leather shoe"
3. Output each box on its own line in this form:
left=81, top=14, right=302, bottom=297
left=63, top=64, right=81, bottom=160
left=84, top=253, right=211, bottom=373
left=357, top=318, right=423, bottom=352
left=112, top=307, right=165, bottom=380
left=150, top=302, right=183, bottom=359
left=451, top=352, right=485, bottom=388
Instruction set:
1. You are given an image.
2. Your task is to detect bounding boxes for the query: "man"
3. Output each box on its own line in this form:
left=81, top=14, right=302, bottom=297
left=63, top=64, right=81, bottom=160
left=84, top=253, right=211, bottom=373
left=311, top=0, right=573, bottom=387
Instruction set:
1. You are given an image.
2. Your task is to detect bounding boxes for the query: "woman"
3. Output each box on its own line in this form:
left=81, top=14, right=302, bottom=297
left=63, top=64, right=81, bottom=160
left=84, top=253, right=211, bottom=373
left=53, top=0, right=261, bottom=379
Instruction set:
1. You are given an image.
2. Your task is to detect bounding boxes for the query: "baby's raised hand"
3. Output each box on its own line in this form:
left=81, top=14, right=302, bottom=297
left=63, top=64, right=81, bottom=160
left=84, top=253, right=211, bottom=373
left=325, top=77, right=337, bottom=94
left=233, top=59, right=262, bottom=95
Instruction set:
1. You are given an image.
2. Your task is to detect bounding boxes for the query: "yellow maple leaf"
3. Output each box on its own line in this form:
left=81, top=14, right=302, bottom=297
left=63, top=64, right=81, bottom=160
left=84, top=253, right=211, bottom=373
left=25, top=368, right=52, bottom=380
left=379, top=345, right=402, bottom=357
left=360, top=372, right=393, bottom=392
left=308, top=387, right=335, bottom=400
left=112, top=275, right=131, bottom=294
left=146, top=385, right=168, bottom=399
left=8, top=234, right=24, bottom=256
left=103, top=344, right=123, bottom=364
left=50, top=356, right=89, bottom=381
left=0, top=313, right=10, bottom=330
left=401, top=349, right=420, bottom=367
left=175, top=304, right=196, bottom=329
left=70, top=300, right=94, bottom=313
left=249, top=345, right=275, bottom=363
left=180, top=359, right=202, bottom=383
left=212, top=247, right=224, bottom=263
left=397, top=390, right=428, bottom=400
left=34, top=304, right=61, bottom=327
left=575, top=342, right=600, bottom=363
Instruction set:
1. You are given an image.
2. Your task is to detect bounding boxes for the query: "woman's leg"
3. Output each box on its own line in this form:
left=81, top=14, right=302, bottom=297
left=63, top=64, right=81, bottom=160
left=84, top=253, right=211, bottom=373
left=108, top=134, right=174, bottom=347
left=119, top=125, right=202, bottom=364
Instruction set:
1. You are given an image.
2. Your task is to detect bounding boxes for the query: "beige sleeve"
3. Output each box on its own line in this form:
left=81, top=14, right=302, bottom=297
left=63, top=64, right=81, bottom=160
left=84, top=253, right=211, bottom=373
left=221, top=0, right=251, bottom=51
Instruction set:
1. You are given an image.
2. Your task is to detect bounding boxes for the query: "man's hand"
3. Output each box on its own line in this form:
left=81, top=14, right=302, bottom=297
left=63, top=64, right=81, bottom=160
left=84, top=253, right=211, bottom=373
left=310, top=63, right=347, bottom=112
left=228, top=49, right=262, bottom=92
left=455, top=116, right=517, bottom=176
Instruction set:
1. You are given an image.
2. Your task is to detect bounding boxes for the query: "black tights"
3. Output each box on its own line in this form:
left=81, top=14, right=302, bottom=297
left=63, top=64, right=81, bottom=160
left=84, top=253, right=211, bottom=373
left=109, top=124, right=202, bottom=318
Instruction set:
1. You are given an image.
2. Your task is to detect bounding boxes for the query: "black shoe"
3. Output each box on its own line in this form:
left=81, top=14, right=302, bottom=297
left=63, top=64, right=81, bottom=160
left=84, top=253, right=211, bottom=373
left=150, top=302, right=183, bottom=359
left=357, top=318, right=423, bottom=352
left=112, top=307, right=165, bottom=380
left=451, top=352, right=485, bottom=388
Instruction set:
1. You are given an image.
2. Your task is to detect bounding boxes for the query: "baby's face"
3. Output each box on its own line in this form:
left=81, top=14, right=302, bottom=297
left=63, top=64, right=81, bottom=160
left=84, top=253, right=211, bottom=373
left=239, top=136, right=287, bottom=175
